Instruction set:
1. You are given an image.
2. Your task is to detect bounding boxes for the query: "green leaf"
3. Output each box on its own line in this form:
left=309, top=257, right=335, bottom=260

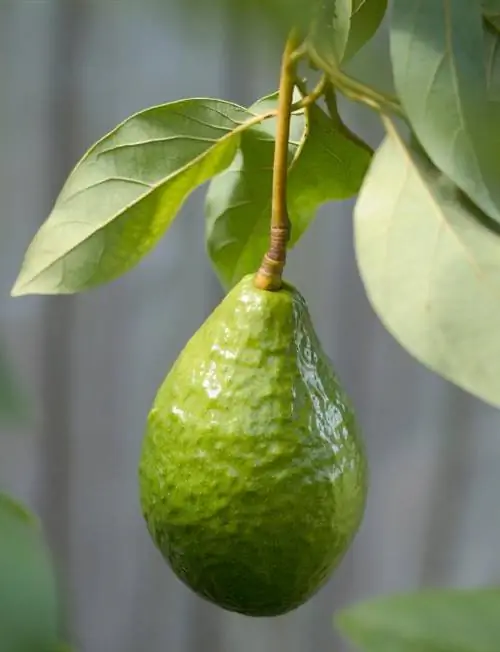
left=287, top=97, right=372, bottom=246
left=308, top=0, right=353, bottom=70
left=485, top=22, right=500, bottom=101
left=0, top=493, right=60, bottom=652
left=205, top=93, right=305, bottom=290
left=390, top=0, right=500, bottom=223
left=336, top=588, right=500, bottom=652
left=344, top=0, right=388, bottom=61
left=0, top=344, right=27, bottom=424
left=355, top=115, right=500, bottom=408
left=11, top=99, right=267, bottom=296
left=206, top=93, right=372, bottom=289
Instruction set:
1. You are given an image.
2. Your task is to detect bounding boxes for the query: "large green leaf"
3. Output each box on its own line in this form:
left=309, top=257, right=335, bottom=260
left=355, top=115, right=500, bottom=407
left=336, top=588, right=500, bottom=652
left=206, top=94, right=371, bottom=289
left=0, top=493, right=60, bottom=652
left=344, top=0, right=387, bottom=61
left=11, top=99, right=271, bottom=296
left=391, top=0, right=500, bottom=223
left=308, top=0, right=352, bottom=70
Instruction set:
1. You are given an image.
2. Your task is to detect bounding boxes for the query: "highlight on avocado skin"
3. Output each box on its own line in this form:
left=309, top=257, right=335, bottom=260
left=138, top=274, right=368, bottom=617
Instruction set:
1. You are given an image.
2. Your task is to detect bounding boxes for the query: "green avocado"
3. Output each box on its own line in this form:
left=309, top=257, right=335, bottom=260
left=138, top=274, right=367, bottom=617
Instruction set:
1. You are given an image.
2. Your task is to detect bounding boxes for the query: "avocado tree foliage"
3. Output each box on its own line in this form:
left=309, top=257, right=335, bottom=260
left=5, top=1, right=500, bottom=650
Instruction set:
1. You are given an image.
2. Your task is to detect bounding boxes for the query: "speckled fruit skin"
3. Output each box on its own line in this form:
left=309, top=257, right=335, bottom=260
left=139, top=274, right=367, bottom=617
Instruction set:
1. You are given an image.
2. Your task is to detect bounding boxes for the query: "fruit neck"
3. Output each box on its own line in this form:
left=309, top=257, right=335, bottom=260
left=254, top=30, right=300, bottom=292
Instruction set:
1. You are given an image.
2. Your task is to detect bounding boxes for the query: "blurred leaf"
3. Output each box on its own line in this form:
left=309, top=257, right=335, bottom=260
left=355, top=115, right=500, bottom=408
left=391, top=0, right=500, bottom=223
left=205, top=93, right=305, bottom=290
left=206, top=92, right=371, bottom=289
left=344, top=0, right=387, bottom=61
left=486, top=15, right=500, bottom=32
left=483, top=0, right=500, bottom=31
left=308, top=0, right=352, bottom=69
left=336, top=587, right=500, bottom=652
left=171, top=0, right=319, bottom=39
left=11, top=99, right=271, bottom=296
left=0, top=343, right=27, bottom=425
left=0, top=493, right=59, bottom=652
left=485, top=22, right=500, bottom=101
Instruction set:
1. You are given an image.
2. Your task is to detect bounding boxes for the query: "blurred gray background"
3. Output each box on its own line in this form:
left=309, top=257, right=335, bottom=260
left=1, top=1, right=500, bottom=651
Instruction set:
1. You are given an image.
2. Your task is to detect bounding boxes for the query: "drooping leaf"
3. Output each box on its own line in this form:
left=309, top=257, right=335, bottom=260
left=206, top=92, right=372, bottom=289
left=308, top=0, right=352, bottom=70
left=355, top=115, right=500, bottom=408
left=11, top=99, right=272, bottom=296
left=205, top=93, right=305, bottom=290
left=485, top=22, right=500, bottom=101
left=0, top=343, right=27, bottom=425
left=336, top=588, right=500, bottom=652
left=391, top=0, right=500, bottom=223
left=0, top=493, right=60, bottom=652
left=344, top=0, right=387, bottom=61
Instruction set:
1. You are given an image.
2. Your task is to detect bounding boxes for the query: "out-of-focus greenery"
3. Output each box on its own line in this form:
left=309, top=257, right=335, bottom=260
left=0, top=341, right=27, bottom=426
left=146, top=0, right=319, bottom=39
left=0, top=494, right=61, bottom=651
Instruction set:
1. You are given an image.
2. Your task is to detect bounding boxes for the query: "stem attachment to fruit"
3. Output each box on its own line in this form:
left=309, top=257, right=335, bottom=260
left=254, top=30, right=300, bottom=292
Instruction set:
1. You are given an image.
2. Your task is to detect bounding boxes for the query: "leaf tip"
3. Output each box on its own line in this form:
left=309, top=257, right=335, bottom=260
left=10, top=278, right=28, bottom=298
left=10, top=268, right=41, bottom=297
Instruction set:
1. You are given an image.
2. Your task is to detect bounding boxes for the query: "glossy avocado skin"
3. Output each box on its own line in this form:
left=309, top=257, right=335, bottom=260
left=139, top=274, right=367, bottom=617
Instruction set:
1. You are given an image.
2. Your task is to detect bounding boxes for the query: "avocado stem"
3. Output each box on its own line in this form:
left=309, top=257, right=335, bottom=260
left=254, top=29, right=301, bottom=292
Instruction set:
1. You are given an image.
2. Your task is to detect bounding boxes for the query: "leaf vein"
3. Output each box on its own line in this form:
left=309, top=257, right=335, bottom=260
left=96, top=135, right=219, bottom=157
left=61, top=176, right=152, bottom=204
